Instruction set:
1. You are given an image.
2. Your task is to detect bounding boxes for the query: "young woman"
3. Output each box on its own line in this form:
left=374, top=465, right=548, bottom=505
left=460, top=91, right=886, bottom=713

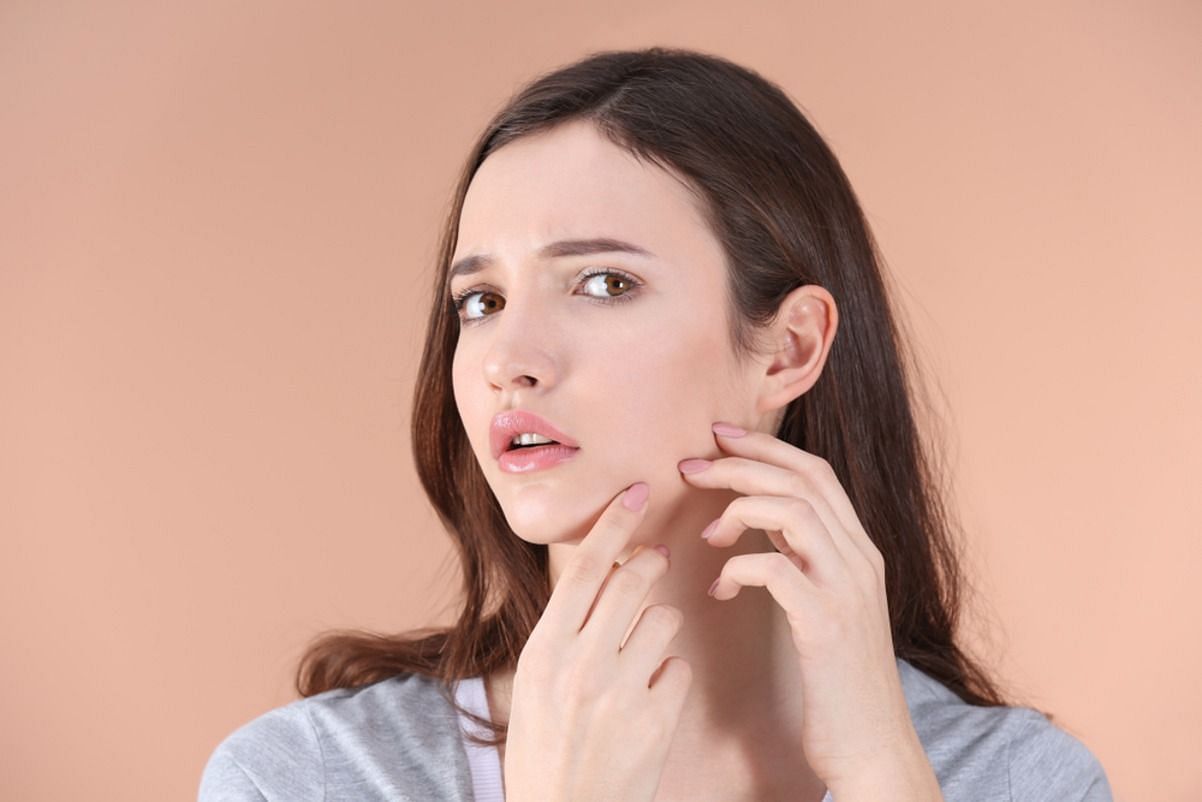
left=199, top=47, right=1113, bottom=802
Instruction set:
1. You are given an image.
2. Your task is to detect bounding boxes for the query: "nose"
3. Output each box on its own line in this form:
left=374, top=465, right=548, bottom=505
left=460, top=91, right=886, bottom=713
left=481, top=308, right=559, bottom=392
left=484, top=350, right=556, bottom=391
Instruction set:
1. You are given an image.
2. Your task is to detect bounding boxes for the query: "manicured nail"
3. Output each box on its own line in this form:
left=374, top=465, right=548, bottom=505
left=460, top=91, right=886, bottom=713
left=678, top=458, right=712, bottom=474
left=623, top=482, right=649, bottom=511
left=701, top=519, right=720, bottom=540
left=707, top=578, right=721, bottom=597
left=712, top=422, right=746, bottom=437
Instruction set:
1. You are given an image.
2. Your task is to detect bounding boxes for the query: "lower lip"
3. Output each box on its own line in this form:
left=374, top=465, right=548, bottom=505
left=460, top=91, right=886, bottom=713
left=498, top=444, right=581, bottom=474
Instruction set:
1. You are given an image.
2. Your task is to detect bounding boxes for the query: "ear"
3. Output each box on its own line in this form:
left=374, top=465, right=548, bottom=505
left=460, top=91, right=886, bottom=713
left=755, top=284, right=839, bottom=416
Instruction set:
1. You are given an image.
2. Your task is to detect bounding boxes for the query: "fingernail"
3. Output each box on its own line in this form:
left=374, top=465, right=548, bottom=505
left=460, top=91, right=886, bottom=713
left=701, top=519, right=719, bottom=540
left=623, top=482, right=649, bottom=511
left=678, top=458, right=712, bottom=474
left=712, top=422, right=746, bottom=437
left=707, top=578, right=721, bottom=597
left=653, top=544, right=670, bottom=559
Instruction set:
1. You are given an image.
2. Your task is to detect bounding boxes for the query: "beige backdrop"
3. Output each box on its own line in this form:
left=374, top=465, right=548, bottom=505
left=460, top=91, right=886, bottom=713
left=2, top=2, right=1198, bottom=800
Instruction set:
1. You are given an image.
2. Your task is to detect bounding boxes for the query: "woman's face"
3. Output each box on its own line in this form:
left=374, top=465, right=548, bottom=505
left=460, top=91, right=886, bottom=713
left=450, top=119, right=768, bottom=544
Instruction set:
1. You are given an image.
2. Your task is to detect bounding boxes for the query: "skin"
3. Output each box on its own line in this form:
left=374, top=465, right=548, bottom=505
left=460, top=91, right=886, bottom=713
left=449, top=118, right=848, bottom=801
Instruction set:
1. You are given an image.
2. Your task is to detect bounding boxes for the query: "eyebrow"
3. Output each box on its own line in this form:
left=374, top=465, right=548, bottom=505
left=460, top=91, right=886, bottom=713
left=446, top=237, right=655, bottom=289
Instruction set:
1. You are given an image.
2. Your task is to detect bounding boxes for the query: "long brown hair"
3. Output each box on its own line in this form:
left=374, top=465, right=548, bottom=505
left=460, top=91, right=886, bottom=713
left=294, top=45, right=1053, bottom=746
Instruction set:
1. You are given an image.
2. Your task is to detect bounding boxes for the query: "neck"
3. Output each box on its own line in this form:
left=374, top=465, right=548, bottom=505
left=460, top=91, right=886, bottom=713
left=487, top=487, right=828, bottom=799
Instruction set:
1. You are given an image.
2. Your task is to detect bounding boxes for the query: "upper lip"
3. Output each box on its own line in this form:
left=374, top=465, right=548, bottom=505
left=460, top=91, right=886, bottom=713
left=490, top=409, right=580, bottom=459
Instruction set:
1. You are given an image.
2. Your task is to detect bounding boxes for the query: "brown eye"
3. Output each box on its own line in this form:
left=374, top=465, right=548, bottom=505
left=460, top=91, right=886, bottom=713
left=450, top=268, right=642, bottom=326
left=454, top=290, right=504, bottom=321
left=581, top=271, right=634, bottom=299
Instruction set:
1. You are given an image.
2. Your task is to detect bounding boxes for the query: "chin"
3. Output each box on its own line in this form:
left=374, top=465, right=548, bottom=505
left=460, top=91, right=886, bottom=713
left=497, top=486, right=607, bottom=545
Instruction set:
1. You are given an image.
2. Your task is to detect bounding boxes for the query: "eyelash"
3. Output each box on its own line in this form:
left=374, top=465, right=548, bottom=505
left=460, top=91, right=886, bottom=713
left=449, top=268, right=643, bottom=325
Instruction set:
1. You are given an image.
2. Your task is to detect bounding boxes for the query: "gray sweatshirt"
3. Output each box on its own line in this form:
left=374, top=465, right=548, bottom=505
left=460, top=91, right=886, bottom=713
left=197, top=657, right=1114, bottom=801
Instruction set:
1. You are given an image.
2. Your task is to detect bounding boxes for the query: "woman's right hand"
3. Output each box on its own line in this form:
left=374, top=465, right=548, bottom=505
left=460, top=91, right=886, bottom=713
left=502, top=481, right=692, bottom=802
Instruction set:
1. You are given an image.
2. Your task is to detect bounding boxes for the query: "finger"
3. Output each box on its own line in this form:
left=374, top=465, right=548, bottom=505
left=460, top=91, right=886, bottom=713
left=709, top=552, right=821, bottom=616
left=709, top=427, right=879, bottom=566
left=705, top=495, right=848, bottom=587
left=619, top=602, right=684, bottom=683
left=581, top=544, right=646, bottom=630
left=541, top=482, right=651, bottom=637
left=684, top=457, right=857, bottom=567
left=580, top=543, right=671, bottom=650
left=647, top=656, right=692, bottom=715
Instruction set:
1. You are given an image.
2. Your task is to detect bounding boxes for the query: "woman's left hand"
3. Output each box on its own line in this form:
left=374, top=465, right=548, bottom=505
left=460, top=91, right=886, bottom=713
left=676, top=421, right=942, bottom=800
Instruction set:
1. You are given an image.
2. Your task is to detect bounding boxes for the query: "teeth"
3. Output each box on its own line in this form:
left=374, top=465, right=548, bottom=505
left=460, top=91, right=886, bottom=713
left=510, top=432, right=557, bottom=447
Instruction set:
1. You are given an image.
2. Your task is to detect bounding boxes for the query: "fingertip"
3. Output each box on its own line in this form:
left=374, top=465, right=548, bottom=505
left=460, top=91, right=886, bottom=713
left=622, top=481, right=649, bottom=511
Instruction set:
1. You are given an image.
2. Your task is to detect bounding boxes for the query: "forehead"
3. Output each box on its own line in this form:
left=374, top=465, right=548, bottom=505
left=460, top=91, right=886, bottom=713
left=452, top=120, right=713, bottom=267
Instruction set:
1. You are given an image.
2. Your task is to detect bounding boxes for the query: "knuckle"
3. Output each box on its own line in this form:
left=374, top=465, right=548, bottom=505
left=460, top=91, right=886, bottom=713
left=801, top=453, right=835, bottom=482
left=788, top=495, right=816, bottom=519
left=643, top=603, right=683, bottom=633
left=769, top=553, right=796, bottom=581
left=864, top=544, right=885, bottom=576
left=870, top=541, right=886, bottom=569
left=817, top=454, right=836, bottom=480
left=656, top=657, right=693, bottom=700
left=598, top=514, right=633, bottom=540
left=846, top=547, right=870, bottom=576
left=787, top=471, right=812, bottom=499
left=609, top=567, right=646, bottom=596
left=665, top=661, right=693, bottom=700
left=817, top=457, right=839, bottom=482
left=565, top=553, right=606, bottom=585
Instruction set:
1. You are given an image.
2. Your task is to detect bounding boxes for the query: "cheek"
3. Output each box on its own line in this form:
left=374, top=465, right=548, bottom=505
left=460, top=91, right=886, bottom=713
left=450, top=353, right=466, bottom=413
left=451, top=351, right=486, bottom=451
left=598, top=324, right=737, bottom=453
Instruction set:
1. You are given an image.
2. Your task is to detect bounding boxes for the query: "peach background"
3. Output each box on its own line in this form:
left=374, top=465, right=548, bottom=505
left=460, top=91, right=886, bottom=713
left=2, top=2, right=1198, bottom=800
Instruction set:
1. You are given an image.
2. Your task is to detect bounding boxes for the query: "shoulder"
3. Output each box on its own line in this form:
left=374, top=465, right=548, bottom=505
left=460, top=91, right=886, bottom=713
left=199, top=672, right=471, bottom=802
left=897, top=658, right=1113, bottom=802
left=198, top=695, right=324, bottom=802
left=1005, top=708, right=1114, bottom=801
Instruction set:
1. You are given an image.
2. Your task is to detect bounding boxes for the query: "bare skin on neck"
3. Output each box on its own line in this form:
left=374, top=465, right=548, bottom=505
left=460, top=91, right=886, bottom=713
left=483, top=529, right=829, bottom=802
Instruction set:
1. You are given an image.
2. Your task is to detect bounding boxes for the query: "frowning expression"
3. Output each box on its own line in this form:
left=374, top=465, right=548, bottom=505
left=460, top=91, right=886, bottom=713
left=449, top=119, right=758, bottom=543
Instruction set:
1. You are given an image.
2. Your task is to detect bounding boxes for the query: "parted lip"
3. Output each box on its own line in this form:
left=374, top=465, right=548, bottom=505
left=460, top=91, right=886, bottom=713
left=490, top=410, right=580, bottom=460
